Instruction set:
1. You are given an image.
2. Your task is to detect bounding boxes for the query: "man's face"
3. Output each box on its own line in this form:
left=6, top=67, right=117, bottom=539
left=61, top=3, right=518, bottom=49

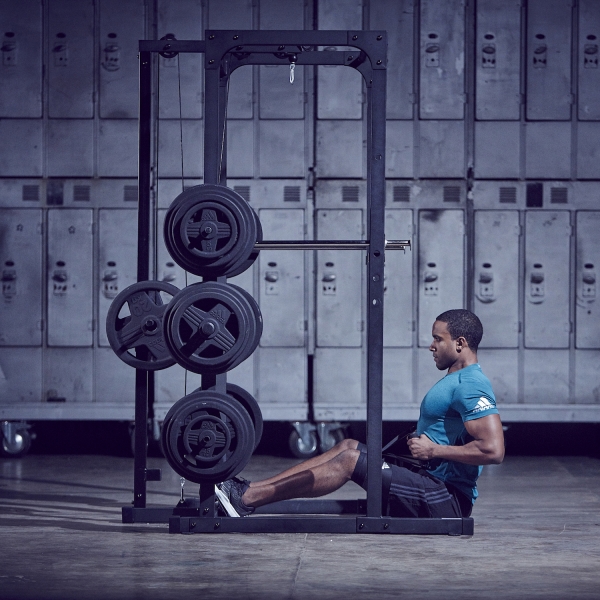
left=429, top=320, right=459, bottom=371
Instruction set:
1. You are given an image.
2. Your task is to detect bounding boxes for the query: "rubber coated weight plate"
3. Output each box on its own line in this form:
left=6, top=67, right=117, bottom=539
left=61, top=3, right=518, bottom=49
left=204, top=384, right=264, bottom=450
left=161, top=390, right=255, bottom=484
left=106, top=281, right=179, bottom=370
left=163, top=282, right=262, bottom=375
left=164, top=184, right=259, bottom=278
left=223, top=210, right=263, bottom=279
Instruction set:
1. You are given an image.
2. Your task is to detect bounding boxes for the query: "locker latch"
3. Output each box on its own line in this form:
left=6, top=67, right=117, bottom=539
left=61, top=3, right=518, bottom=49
left=322, top=264, right=336, bottom=295
left=581, top=263, right=596, bottom=301
left=1, top=266, right=16, bottom=301
left=1, top=32, right=16, bottom=66
left=52, top=33, right=68, bottom=67
left=532, top=34, right=547, bottom=68
left=52, top=262, right=68, bottom=296
left=423, top=263, right=438, bottom=296
left=265, top=264, right=280, bottom=295
left=482, top=33, right=496, bottom=68
left=102, top=266, right=119, bottom=299
left=584, top=40, right=598, bottom=69
left=102, top=34, right=120, bottom=72
left=528, top=263, right=545, bottom=303
left=476, top=263, right=495, bottom=303
left=425, top=33, right=440, bottom=68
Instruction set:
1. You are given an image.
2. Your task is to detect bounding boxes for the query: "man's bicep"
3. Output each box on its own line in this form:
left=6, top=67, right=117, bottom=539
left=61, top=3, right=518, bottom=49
left=464, top=414, right=505, bottom=462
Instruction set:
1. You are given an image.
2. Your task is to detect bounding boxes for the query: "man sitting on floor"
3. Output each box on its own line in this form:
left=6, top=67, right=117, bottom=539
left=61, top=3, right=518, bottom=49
left=215, top=309, right=505, bottom=519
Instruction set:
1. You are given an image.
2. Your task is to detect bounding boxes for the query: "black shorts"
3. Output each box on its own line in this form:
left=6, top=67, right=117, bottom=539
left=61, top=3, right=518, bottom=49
left=351, top=443, right=471, bottom=518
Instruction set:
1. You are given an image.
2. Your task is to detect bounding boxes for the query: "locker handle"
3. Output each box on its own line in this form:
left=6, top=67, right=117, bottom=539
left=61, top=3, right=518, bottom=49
left=102, top=271, right=118, bottom=282
left=162, top=274, right=177, bottom=283
left=322, top=273, right=336, bottom=282
left=52, top=272, right=68, bottom=282
left=583, top=274, right=596, bottom=285
left=1, top=271, right=16, bottom=281
left=530, top=273, right=544, bottom=284
left=479, top=273, right=493, bottom=284
left=265, top=272, right=279, bottom=283
left=424, top=272, right=438, bottom=283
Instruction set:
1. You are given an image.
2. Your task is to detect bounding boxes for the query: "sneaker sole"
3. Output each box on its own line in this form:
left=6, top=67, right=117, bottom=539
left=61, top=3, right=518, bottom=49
left=214, top=484, right=241, bottom=517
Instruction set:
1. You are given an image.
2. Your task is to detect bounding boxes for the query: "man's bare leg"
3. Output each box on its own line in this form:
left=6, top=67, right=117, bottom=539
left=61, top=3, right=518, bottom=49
left=248, top=438, right=360, bottom=488
left=242, top=446, right=361, bottom=508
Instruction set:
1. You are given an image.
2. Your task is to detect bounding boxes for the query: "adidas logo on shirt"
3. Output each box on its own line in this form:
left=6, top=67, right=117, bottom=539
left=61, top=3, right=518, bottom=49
left=473, top=397, right=494, bottom=412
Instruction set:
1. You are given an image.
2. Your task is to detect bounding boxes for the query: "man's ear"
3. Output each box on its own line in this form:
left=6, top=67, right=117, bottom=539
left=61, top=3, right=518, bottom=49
left=455, top=336, right=468, bottom=352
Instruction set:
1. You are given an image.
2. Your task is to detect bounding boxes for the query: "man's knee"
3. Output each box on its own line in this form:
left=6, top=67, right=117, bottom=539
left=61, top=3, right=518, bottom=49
left=336, top=447, right=361, bottom=478
left=336, top=438, right=359, bottom=452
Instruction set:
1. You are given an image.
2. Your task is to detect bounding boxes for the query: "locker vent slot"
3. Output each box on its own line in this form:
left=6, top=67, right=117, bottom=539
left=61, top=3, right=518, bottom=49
left=443, top=186, right=461, bottom=202
left=283, top=186, right=301, bottom=202
left=233, top=186, right=251, bottom=203
left=550, top=187, right=568, bottom=204
left=499, top=187, right=517, bottom=203
left=526, top=182, right=543, bottom=207
left=22, top=185, right=40, bottom=202
left=123, top=185, right=138, bottom=202
left=393, top=185, right=410, bottom=202
left=342, top=186, right=359, bottom=202
left=47, top=181, right=64, bottom=205
left=73, top=185, right=91, bottom=202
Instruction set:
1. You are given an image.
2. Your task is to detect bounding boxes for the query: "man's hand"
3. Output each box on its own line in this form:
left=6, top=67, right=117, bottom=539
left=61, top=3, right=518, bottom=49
left=407, top=434, right=439, bottom=461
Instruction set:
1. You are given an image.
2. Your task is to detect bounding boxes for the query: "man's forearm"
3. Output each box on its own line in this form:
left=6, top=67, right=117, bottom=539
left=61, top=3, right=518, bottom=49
left=429, top=439, right=503, bottom=466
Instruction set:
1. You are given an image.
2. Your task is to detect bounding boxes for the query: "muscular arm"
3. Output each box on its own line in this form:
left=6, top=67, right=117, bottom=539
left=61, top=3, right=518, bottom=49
left=407, top=413, right=505, bottom=466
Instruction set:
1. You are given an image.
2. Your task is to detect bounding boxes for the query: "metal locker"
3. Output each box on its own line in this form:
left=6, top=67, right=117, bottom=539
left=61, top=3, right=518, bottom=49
left=0, top=348, right=42, bottom=403
left=524, top=211, right=571, bottom=349
left=157, top=120, right=204, bottom=179
left=316, top=209, right=363, bottom=348
left=94, top=347, right=136, bottom=406
left=418, top=120, right=465, bottom=178
left=47, top=120, right=94, bottom=177
left=578, top=0, right=600, bottom=120
left=0, top=120, right=42, bottom=177
left=383, top=348, right=414, bottom=413
left=577, top=122, right=600, bottom=179
left=526, top=0, right=572, bottom=121
left=47, top=209, right=93, bottom=347
left=258, top=120, right=305, bottom=178
left=0, top=0, right=42, bottom=117
left=370, top=0, right=415, bottom=120
left=525, top=122, right=571, bottom=179
left=44, top=348, right=93, bottom=403
left=0, top=209, right=42, bottom=346
left=383, top=209, right=413, bottom=347
left=574, top=349, right=600, bottom=403
left=475, top=0, right=521, bottom=121
left=316, top=121, right=364, bottom=178
left=314, top=347, right=364, bottom=419
left=475, top=121, right=520, bottom=179
left=227, top=120, right=254, bottom=178
left=98, top=120, right=138, bottom=177
left=258, top=209, right=305, bottom=347
left=98, top=209, right=137, bottom=347
left=317, top=0, right=363, bottom=120
left=99, top=0, right=145, bottom=119
left=523, top=349, right=569, bottom=403
left=386, top=121, right=414, bottom=178
left=419, top=0, right=466, bottom=120
left=474, top=210, right=520, bottom=348
left=157, top=0, right=203, bottom=120
left=575, top=211, right=600, bottom=349
left=260, top=0, right=305, bottom=29
left=418, top=209, right=465, bottom=347
left=476, top=349, right=518, bottom=404
left=48, top=0, right=94, bottom=118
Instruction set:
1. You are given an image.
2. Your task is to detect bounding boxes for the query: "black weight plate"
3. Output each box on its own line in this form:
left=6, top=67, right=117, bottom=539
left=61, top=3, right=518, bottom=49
left=164, top=184, right=259, bottom=278
left=106, top=281, right=179, bottom=370
left=161, top=390, right=255, bottom=484
left=224, top=209, right=263, bottom=279
left=162, top=282, right=262, bottom=375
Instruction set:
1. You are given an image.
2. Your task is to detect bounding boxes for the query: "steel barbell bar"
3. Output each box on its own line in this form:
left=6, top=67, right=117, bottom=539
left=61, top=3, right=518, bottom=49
left=254, top=240, right=411, bottom=251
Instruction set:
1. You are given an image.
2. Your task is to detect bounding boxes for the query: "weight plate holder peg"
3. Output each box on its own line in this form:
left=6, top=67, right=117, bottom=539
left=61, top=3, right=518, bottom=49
left=203, top=383, right=263, bottom=451
left=106, top=281, right=179, bottom=370
left=163, top=281, right=262, bottom=375
left=164, top=184, right=260, bottom=278
left=161, top=390, right=255, bottom=484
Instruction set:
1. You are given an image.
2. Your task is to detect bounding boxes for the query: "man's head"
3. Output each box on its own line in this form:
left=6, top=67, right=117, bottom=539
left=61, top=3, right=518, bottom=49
left=430, top=309, right=483, bottom=372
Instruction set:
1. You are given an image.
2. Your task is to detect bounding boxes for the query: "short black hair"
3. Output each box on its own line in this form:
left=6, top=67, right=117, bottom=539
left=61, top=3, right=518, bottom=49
left=435, top=309, right=483, bottom=351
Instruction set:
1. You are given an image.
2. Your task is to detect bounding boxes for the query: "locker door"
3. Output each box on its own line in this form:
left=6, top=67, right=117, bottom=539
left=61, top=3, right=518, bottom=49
left=47, top=209, right=93, bottom=346
left=524, top=211, right=571, bottom=348
left=418, top=210, right=464, bottom=346
left=475, top=0, right=521, bottom=121
left=370, top=0, right=415, bottom=120
left=526, top=0, right=572, bottom=121
left=419, top=0, right=465, bottom=120
left=0, top=209, right=42, bottom=346
left=383, top=209, right=413, bottom=347
left=317, top=0, right=363, bottom=120
left=99, top=0, right=145, bottom=119
left=578, top=0, right=600, bottom=120
left=157, top=0, right=203, bottom=120
left=316, top=209, right=363, bottom=347
left=575, top=211, right=600, bottom=348
left=98, top=209, right=137, bottom=347
left=259, top=209, right=305, bottom=347
left=474, top=211, right=520, bottom=348
left=0, top=0, right=42, bottom=117
left=48, top=0, right=94, bottom=118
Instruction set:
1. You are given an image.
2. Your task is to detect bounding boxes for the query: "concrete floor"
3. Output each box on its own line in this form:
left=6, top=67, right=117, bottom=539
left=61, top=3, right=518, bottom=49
left=1, top=451, right=600, bottom=600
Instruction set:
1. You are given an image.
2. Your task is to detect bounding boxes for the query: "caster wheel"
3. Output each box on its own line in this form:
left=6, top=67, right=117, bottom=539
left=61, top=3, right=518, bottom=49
left=0, top=426, right=32, bottom=458
left=288, top=429, right=318, bottom=459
